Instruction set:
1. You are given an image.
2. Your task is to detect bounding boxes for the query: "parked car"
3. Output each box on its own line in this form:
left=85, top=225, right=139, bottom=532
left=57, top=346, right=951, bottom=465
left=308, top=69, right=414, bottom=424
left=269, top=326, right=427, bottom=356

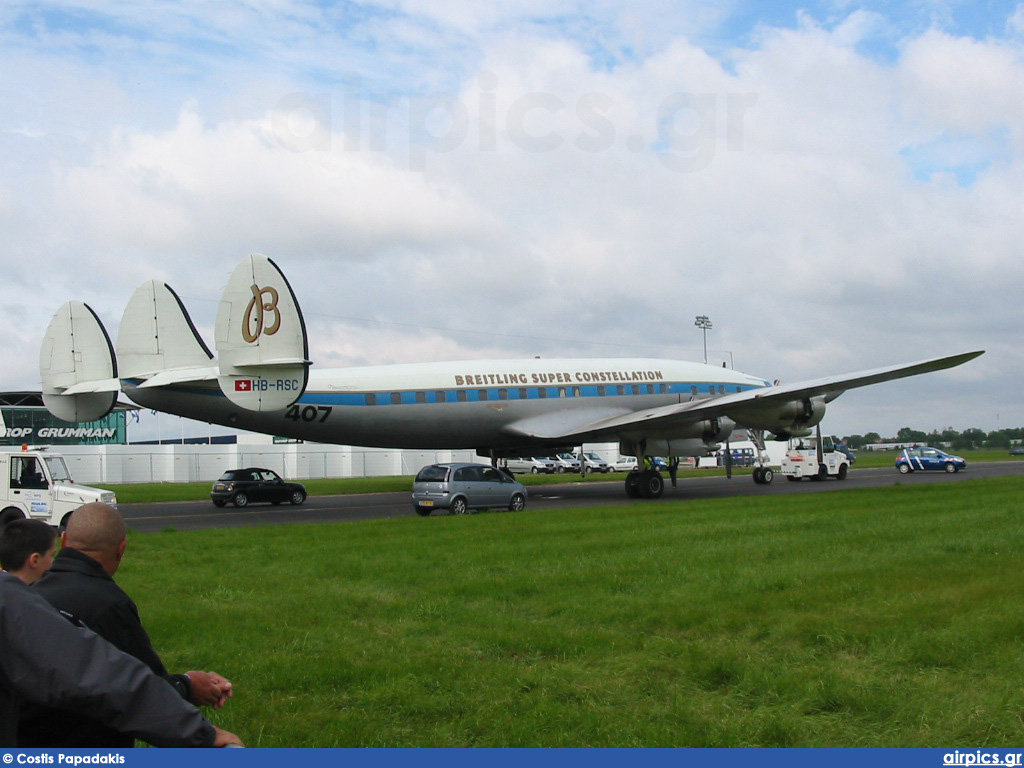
left=575, top=451, right=611, bottom=473
left=895, top=447, right=967, bottom=474
left=552, top=454, right=582, bottom=473
left=1010, top=445, right=1024, bottom=456
left=611, top=456, right=638, bottom=472
left=211, top=468, right=307, bottom=507
left=504, top=457, right=558, bottom=474
left=610, top=456, right=668, bottom=472
left=412, top=463, right=527, bottom=516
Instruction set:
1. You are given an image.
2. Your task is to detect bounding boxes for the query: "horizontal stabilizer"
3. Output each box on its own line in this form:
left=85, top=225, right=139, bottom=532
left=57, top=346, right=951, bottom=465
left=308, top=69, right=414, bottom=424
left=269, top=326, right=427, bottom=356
left=118, top=280, right=214, bottom=381
left=62, top=378, right=122, bottom=394
left=135, top=367, right=219, bottom=388
left=39, top=302, right=118, bottom=422
left=214, top=254, right=310, bottom=411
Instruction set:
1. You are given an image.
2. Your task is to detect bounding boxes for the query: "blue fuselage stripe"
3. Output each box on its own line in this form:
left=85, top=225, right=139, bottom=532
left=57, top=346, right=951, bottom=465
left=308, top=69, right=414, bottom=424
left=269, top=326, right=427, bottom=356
left=297, top=382, right=757, bottom=407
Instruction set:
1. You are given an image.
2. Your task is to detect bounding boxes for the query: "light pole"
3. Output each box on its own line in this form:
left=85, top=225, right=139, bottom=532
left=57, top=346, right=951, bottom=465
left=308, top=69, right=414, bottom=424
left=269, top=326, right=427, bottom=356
left=694, top=314, right=712, bottom=363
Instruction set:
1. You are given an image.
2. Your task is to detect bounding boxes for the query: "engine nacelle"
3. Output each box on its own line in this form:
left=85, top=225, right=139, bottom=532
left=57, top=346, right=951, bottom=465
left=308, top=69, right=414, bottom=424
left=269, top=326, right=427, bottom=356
left=731, top=396, right=826, bottom=440
left=621, top=418, right=736, bottom=457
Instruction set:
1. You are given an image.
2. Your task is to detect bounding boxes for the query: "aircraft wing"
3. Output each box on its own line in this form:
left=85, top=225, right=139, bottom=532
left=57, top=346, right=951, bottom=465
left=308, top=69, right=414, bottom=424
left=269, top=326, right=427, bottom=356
left=508, top=350, right=984, bottom=441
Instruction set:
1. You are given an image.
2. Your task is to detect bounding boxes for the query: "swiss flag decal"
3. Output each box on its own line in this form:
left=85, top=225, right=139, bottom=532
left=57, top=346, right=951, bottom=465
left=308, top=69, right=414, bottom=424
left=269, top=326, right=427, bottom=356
left=235, top=380, right=253, bottom=392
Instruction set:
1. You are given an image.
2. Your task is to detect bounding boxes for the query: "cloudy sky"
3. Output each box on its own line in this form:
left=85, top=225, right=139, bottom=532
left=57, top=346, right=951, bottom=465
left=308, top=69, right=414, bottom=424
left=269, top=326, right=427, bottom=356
left=2, top=0, right=1021, bottom=442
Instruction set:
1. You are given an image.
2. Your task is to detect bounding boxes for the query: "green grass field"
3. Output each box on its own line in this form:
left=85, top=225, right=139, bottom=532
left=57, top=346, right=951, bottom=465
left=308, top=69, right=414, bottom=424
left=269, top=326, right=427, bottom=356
left=118, top=474, right=1024, bottom=747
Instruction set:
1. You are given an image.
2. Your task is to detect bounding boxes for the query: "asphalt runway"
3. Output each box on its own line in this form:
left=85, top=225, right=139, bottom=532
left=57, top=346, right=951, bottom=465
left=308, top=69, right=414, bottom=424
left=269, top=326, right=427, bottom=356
left=120, top=460, right=1024, bottom=533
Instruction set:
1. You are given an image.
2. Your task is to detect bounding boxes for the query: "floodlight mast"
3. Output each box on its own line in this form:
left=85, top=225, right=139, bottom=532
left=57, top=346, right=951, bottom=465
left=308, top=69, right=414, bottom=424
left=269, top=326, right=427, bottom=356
left=694, top=314, right=712, bottom=364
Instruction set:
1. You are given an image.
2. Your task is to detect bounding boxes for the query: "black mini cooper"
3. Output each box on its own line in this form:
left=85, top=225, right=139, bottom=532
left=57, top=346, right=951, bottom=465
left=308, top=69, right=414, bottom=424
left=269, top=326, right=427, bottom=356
left=211, top=468, right=307, bottom=507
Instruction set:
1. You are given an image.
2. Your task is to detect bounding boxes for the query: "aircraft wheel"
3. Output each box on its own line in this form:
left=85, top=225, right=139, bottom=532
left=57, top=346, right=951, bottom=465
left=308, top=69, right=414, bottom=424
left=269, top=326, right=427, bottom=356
left=624, top=471, right=642, bottom=498
left=638, top=470, right=664, bottom=499
left=761, top=468, right=773, bottom=484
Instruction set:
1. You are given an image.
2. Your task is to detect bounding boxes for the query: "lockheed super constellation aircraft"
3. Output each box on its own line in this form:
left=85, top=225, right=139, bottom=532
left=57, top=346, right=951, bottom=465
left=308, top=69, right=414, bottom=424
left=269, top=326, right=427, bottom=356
left=39, top=255, right=983, bottom=499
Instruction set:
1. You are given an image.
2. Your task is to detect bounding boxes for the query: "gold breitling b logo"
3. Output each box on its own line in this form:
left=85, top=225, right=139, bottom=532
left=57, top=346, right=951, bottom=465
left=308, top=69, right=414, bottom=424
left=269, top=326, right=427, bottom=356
left=242, top=283, right=282, bottom=343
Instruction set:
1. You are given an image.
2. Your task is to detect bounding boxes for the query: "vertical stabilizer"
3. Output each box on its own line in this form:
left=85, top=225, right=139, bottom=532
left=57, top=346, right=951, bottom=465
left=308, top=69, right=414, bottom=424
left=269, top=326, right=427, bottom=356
left=214, top=254, right=310, bottom=411
left=39, top=301, right=119, bottom=422
left=117, top=280, right=214, bottom=380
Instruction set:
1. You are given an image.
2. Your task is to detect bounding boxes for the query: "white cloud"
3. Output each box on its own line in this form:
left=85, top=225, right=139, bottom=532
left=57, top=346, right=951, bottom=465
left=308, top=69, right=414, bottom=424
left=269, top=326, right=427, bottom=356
left=2, top=2, right=1022, bottom=439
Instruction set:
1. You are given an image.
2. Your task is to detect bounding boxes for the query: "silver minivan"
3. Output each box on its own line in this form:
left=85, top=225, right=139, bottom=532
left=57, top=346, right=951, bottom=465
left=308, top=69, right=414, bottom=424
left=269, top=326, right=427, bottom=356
left=504, top=456, right=557, bottom=474
left=412, top=462, right=528, bottom=516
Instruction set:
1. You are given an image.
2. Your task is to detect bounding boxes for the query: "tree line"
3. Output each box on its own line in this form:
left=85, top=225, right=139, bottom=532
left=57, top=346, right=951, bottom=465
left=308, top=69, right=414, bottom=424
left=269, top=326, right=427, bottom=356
left=840, top=427, right=1024, bottom=451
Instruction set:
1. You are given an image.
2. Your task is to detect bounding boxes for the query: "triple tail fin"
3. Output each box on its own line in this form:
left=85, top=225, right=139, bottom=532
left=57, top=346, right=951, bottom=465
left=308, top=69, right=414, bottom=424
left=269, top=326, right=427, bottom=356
left=39, top=254, right=311, bottom=423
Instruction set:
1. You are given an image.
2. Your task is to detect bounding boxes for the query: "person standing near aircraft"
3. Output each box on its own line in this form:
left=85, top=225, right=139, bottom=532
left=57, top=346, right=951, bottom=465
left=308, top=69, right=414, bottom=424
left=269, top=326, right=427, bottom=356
left=0, top=518, right=57, bottom=585
left=20, top=503, right=234, bottom=747
left=0, top=570, right=242, bottom=747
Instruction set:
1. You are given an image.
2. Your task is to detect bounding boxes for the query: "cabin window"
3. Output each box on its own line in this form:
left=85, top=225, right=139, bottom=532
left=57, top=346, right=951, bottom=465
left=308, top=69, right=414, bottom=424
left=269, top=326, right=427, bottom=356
left=598, top=386, right=607, bottom=396
left=498, top=389, right=508, bottom=400
left=538, top=388, right=548, bottom=399
left=691, top=386, right=698, bottom=397
left=415, top=392, right=426, bottom=404
left=558, top=387, right=567, bottom=398
left=365, top=393, right=377, bottom=406
left=617, top=385, right=626, bottom=396
left=457, top=390, right=467, bottom=402
left=572, top=386, right=581, bottom=397
left=518, top=388, right=528, bottom=399
left=391, top=393, right=402, bottom=405
left=478, top=390, right=488, bottom=401
left=436, top=391, right=447, bottom=403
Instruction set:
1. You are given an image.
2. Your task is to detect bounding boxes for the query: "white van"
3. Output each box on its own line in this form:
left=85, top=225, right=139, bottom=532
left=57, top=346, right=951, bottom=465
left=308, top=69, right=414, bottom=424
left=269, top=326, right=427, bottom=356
left=0, top=450, right=117, bottom=528
left=504, top=457, right=558, bottom=474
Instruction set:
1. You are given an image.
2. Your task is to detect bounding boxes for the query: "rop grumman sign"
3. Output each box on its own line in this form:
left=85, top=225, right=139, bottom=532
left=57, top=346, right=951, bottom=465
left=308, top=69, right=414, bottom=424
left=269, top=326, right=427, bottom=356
left=3, top=427, right=118, bottom=440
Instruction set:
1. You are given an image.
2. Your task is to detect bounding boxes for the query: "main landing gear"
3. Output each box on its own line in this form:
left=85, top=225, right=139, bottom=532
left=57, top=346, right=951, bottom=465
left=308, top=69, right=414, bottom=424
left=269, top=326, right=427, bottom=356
left=625, top=468, right=665, bottom=499
left=748, top=429, right=774, bottom=485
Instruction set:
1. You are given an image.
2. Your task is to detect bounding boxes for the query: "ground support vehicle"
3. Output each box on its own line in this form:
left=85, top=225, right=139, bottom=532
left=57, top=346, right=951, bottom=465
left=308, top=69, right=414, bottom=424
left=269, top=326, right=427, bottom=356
left=779, top=432, right=851, bottom=481
left=894, top=447, right=966, bottom=474
left=0, top=449, right=116, bottom=528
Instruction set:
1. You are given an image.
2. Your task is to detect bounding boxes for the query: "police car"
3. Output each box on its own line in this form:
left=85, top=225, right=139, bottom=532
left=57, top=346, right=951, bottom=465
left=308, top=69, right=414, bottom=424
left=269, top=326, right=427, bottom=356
left=894, top=447, right=967, bottom=474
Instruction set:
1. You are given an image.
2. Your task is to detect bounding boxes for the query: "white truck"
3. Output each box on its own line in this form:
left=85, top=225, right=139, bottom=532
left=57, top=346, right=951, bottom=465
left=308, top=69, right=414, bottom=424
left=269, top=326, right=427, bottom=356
left=779, top=432, right=851, bottom=481
left=0, top=450, right=117, bottom=528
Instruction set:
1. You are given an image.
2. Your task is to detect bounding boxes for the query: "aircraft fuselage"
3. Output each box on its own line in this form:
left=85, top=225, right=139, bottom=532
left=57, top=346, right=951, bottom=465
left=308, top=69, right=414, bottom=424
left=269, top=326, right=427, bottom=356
left=125, top=357, right=769, bottom=452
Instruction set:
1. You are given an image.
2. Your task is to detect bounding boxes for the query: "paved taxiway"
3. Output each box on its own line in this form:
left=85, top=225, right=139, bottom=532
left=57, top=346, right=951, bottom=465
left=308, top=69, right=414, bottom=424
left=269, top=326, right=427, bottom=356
left=119, top=461, right=1024, bottom=533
